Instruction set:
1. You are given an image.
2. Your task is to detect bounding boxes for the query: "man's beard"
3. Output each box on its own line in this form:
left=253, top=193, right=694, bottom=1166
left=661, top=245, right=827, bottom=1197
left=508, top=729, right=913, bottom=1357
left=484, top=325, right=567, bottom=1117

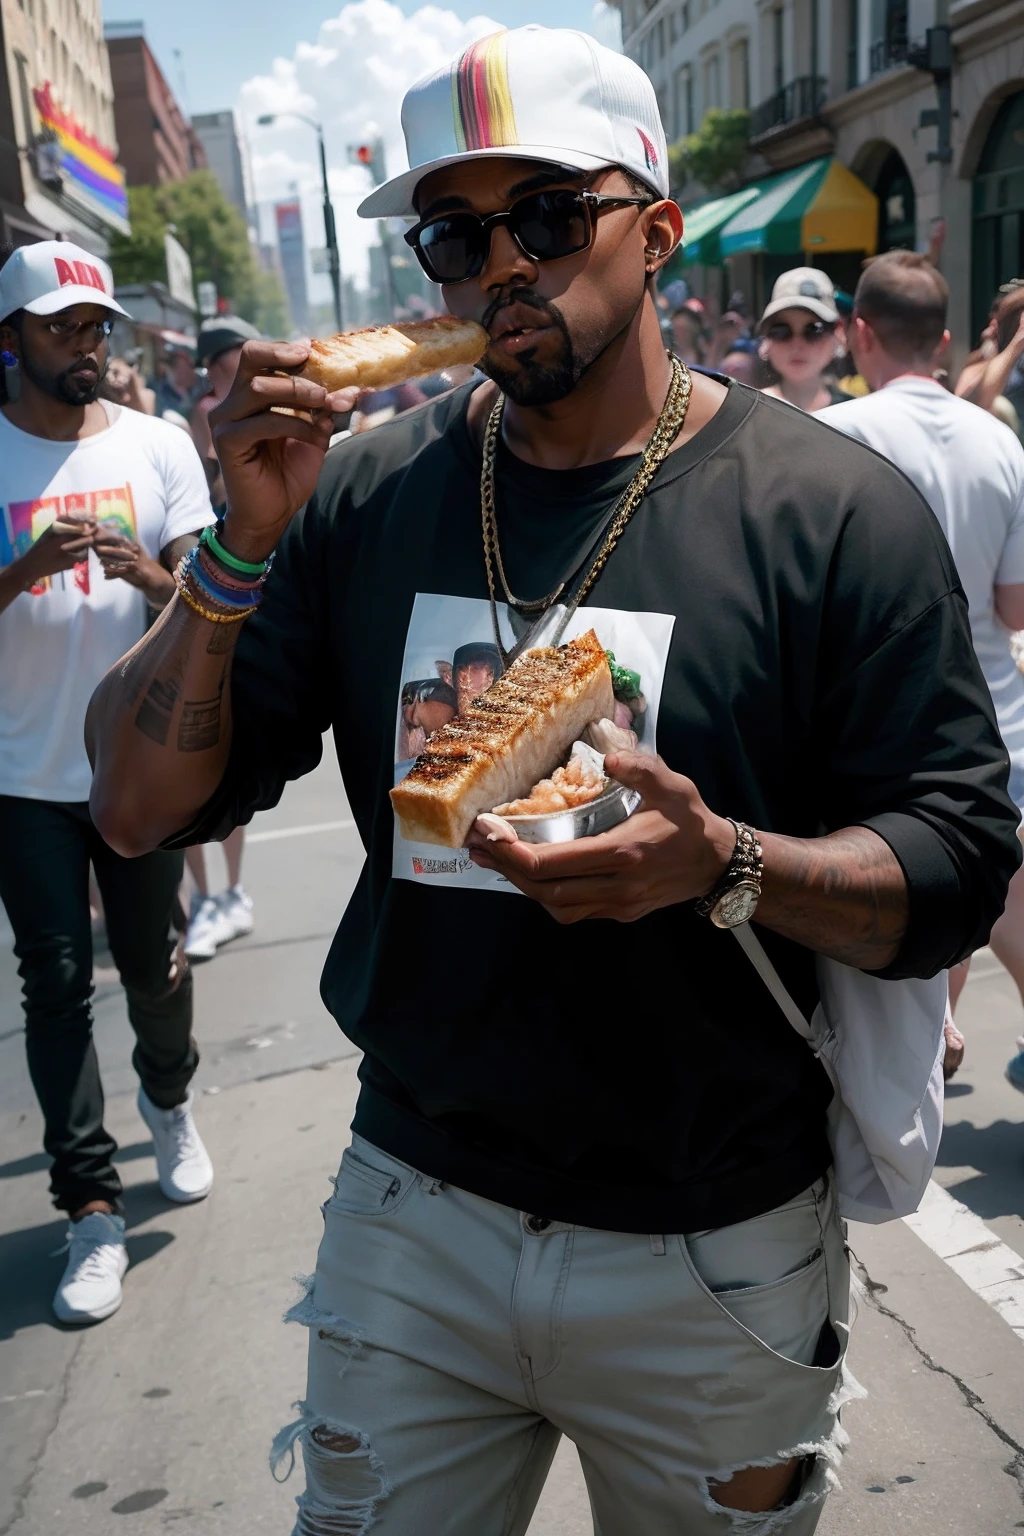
left=19, top=348, right=105, bottom=406
left=480, top=292, right=589, bottom=407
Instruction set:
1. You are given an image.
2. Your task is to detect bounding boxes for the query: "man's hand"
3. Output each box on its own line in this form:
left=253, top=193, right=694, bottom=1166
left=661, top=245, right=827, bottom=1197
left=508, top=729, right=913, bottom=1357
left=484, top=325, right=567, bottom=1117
left=93, top=531, right=174, bottom=605
left=22, top=520, right=96, bottom=581
left=467, top=753, right=733, bottom=923
left=208, top=340, right=357, bottom=563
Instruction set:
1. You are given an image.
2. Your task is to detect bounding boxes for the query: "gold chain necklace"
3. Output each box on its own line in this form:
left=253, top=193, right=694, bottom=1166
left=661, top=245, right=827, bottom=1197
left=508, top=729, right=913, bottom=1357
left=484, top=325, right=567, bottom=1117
left=480, top=354, right=692, bottom=662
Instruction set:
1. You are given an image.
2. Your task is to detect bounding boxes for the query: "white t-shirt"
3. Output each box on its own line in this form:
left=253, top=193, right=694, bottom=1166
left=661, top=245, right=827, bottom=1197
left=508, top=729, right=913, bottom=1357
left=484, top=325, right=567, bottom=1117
left=819, top=378, right=1024, bottom=784
left=0, top=404, right=214, bottom=802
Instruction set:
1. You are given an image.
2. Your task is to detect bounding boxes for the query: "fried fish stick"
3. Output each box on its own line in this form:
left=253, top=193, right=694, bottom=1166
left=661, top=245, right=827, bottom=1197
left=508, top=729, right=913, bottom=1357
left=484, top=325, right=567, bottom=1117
left=300, top=317, right=487, bottom=392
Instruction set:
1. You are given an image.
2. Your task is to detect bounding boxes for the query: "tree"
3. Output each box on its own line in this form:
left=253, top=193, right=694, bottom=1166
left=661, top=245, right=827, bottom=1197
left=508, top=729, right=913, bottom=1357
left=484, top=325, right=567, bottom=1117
left=109, top=171, right=290, bottom=336
left=668, top=109, right=750, bottom=195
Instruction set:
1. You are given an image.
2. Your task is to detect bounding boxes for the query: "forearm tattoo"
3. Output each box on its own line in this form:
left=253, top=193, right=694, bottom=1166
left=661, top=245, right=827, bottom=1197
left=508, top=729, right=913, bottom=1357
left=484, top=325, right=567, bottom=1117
left=135, top=675, right=180, bottom=747
left=177, top=685, right=223, bottom=752
left=758, top=826, right=909, bottom=968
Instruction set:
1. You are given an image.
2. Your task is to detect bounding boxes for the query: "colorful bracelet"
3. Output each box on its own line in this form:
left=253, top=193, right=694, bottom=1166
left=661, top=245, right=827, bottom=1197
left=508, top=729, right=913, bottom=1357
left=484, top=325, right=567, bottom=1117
left=189, top=547, right=264, bottom=610
left=177, top=578, right=256, bottom=625
left=201, top=522, right=269, bottom=576
left=197, top=547, right=266, bottom=594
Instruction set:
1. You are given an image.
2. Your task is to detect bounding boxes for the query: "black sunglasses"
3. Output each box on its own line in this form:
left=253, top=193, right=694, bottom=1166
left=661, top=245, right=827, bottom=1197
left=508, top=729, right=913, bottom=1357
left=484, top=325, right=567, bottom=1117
left=405, top=188, right=651, bottom=286
left=763, top=318, right=835, bottom=343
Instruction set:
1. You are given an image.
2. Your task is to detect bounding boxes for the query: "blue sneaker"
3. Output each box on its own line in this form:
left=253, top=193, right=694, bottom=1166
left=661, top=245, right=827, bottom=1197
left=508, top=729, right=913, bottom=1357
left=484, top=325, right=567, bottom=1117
left=1006, top=1047, right=1024, bottom=1094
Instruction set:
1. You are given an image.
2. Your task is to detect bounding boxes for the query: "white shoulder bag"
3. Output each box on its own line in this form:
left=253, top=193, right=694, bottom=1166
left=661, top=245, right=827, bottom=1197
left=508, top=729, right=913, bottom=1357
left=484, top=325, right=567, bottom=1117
left=733, top=924, right=947, bottom=1224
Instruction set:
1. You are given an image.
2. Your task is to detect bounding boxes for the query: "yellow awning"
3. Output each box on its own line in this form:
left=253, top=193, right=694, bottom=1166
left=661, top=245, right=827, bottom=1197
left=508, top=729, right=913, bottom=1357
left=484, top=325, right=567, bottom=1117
left=720, top=158, right=878, bottom=257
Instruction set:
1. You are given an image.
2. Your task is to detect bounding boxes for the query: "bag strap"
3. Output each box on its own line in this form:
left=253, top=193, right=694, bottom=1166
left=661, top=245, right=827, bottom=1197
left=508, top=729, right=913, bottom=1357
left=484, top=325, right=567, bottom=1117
left=731, top=923, right=815, bottom=1044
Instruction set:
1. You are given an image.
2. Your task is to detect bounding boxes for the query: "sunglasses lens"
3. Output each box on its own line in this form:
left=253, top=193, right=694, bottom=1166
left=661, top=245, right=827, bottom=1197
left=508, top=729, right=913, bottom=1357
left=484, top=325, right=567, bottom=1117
left=416, top=214, right=485, bottom=284
left=513, top=191, right=589, bottom=260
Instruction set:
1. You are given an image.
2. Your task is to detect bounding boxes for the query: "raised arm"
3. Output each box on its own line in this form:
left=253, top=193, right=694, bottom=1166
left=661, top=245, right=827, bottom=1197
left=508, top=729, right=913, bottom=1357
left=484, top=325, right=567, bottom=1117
left=87, top=340, right=353, bottom=855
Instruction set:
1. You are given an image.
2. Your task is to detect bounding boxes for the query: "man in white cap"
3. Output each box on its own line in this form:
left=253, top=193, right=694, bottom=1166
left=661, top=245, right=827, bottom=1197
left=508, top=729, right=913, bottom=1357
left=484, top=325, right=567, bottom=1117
left=0, top=241, right=215, bottom=1326
left=88, top=28, right=1018, bottom=1531
left=819, top=251, right=1024, bottom=1089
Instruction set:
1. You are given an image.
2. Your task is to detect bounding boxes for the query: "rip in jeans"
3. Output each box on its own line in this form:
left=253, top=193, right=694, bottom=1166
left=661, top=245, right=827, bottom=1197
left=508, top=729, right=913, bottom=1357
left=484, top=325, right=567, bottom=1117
left=700, top=1366, right=867, bottom=1532
left=271, top=1275, right=391, bottom=1535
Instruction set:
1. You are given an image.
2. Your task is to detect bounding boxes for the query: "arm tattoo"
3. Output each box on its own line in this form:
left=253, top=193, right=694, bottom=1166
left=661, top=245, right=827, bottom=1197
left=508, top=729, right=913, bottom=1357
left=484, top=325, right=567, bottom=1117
left=177, top=689, right=223, bottom=753
left=135, top=675, right=180, bottom=746
left=206, top=622, right=239, bottom=656
left=757, top=826, right=909, bottom=969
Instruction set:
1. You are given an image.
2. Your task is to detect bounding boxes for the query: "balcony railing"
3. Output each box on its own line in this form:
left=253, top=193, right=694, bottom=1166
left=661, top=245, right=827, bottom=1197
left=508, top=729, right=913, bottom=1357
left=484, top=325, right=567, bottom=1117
left=869, top=34, right=908, bottom=75
left=749, top=76, right=828, bottom=141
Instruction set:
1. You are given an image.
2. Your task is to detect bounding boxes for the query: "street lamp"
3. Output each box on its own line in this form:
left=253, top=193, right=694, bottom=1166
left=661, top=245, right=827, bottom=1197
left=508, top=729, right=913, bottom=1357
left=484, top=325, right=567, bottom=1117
left=257, top=111, right=343, bottom=332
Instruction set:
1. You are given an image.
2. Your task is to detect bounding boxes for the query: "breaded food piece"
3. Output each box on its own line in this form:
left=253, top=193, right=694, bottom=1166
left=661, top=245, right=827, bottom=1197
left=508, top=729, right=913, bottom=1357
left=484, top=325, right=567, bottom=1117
left=300, top=317, right=487, bottom=392
left=390, top=631, right=614, bottom=848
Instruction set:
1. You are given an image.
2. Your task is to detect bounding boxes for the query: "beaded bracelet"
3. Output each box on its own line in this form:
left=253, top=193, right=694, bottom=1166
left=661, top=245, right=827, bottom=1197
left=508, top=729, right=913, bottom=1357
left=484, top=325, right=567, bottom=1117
left=188, top=547, right=264, bottom=610
left=177, top=578, right=256, bottom=624
left=201, top=522, right=269, bottom=577
left=175, top=551, right=258, bottom=618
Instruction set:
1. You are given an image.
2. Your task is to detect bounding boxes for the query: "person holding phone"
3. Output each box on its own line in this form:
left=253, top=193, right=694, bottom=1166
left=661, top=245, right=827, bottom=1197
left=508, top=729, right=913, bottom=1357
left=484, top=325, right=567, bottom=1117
left=0, top=242, right=216, bottom=1326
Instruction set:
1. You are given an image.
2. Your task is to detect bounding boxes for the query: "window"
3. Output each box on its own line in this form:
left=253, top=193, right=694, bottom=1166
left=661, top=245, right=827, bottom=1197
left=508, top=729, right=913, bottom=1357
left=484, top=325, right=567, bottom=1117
left=657, top=17, right=666, bottom=57
left=681, top=1, right=690, bottom=30
left=676, top=65, right=694, bottom=136
left=704, top=52, right=722, bottom=111
left=730, top=37, right=750, bottom=109
left=773, top=7, right=785, bottom=93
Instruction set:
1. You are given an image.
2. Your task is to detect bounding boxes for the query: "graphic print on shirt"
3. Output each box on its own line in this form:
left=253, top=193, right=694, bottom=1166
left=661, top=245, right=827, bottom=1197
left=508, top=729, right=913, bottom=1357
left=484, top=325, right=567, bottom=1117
left=392, top=593, right=675, bottom=890
left=0, top=483, right=137, bottom=596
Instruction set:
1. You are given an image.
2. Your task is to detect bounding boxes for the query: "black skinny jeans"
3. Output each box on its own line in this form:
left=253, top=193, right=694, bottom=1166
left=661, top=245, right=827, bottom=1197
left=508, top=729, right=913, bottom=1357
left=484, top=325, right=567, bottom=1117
left=0, top=795, right=196, bottom=1216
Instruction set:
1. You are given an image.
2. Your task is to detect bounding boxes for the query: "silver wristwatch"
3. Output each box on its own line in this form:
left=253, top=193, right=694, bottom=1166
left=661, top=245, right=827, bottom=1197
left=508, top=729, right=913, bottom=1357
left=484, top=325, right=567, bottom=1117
left=694, top=820, right=763, bottom=928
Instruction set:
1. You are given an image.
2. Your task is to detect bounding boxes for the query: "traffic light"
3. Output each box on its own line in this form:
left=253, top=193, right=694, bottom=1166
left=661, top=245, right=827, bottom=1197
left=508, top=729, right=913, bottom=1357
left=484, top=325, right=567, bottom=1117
left=348, top=139, right=386, bottom=185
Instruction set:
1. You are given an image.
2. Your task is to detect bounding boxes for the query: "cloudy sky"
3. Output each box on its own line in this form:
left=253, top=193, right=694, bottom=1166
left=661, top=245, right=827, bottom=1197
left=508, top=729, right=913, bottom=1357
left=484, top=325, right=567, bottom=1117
left=103, top=0, right=622, bottom=300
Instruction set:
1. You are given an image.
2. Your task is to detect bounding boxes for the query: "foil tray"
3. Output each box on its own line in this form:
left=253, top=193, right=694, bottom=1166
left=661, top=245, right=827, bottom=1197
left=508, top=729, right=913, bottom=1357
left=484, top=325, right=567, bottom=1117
left=502, top=780, right=641, bottom=845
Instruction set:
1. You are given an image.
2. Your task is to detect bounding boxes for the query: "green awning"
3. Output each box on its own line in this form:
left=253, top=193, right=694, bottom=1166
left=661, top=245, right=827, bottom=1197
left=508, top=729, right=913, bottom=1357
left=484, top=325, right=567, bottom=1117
left=719, top=157, right=878, bottom=257
left=678, top=185, right=763, bottom=267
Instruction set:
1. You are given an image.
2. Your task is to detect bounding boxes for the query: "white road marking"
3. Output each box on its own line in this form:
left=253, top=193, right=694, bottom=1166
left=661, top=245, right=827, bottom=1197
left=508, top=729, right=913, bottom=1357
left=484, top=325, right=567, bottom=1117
left=903, top=1181, right=1024, bottom=1343
left=247, top=818, right=356, bottom=845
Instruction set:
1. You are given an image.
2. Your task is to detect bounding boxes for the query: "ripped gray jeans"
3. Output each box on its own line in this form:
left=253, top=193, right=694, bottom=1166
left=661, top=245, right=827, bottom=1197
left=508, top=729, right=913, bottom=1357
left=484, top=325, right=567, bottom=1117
left=272, top=1136, right=861, bottom=1535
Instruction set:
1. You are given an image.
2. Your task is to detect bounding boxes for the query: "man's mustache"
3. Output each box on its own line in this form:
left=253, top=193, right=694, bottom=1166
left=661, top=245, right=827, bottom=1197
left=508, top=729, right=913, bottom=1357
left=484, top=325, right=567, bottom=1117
left=481, top=289, right=561, bottom=333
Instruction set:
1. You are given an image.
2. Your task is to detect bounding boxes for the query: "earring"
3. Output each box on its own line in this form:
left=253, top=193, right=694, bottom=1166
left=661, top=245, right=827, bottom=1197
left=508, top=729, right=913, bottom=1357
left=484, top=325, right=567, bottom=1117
left=1, top=350, right=17, bottom=368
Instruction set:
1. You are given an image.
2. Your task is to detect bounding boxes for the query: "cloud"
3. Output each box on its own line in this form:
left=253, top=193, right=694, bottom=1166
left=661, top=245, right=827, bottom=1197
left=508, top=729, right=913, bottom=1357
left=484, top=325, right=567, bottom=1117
left=238, top=0, right=500, bottom=300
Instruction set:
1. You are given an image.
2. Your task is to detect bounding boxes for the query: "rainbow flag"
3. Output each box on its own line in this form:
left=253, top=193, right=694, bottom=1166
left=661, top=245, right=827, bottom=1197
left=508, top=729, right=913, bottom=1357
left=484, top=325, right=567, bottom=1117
left=33, top=83, right=128, bottom=223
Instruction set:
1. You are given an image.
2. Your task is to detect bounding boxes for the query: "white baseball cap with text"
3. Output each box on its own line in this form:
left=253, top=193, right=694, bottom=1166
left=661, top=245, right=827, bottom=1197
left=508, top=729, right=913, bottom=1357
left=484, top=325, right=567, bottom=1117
left=359, top=26, right=669, bottom=221
left=0, top=241, right=130, bottom=325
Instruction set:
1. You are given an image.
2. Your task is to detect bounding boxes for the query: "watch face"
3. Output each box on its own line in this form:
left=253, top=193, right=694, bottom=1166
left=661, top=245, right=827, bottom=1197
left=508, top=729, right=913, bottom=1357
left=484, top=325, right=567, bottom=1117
left=711, top=881, right=760, bottom=929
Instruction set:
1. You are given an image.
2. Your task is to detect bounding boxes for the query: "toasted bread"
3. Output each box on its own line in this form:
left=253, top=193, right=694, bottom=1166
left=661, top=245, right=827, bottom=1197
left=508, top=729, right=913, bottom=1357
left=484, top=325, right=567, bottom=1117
left=391, top=630, right=615, bottom=848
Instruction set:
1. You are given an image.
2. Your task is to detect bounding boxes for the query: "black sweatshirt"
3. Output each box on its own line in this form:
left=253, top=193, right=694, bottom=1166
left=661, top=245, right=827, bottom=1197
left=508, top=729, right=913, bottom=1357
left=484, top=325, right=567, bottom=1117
left=169, top=380, right=1021, bottom=1231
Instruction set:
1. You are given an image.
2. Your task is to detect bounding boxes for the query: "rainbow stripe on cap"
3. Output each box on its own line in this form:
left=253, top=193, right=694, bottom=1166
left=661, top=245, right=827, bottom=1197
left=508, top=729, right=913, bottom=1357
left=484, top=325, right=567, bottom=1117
left=451, top=32, right=518, bottom=152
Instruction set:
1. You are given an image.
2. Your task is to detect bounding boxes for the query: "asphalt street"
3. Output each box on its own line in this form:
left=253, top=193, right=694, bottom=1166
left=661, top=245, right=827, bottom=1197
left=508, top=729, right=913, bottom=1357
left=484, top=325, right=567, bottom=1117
left=2, top=751, right=1024, bottom=1534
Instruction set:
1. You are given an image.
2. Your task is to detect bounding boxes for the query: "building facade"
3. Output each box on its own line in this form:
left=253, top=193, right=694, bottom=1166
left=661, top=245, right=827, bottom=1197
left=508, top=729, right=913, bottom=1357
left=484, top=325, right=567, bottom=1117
left=0, top=0, right=127, bottom=250
left=616, top=0, right=1024, bottom=355
left=104, top=21, right=205, bottom=187
left=274, top=198, right=308, bottom=334
left=192, top=109, right=249, bottom=222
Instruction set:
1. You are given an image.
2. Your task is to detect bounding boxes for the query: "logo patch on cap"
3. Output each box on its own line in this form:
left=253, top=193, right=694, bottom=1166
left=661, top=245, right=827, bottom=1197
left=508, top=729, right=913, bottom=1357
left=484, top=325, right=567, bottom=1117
left=799, top=278, right=825, bottom=297
left=637, top=128, right=658, bottom=174
left=54, top=257, right=107, bottom=293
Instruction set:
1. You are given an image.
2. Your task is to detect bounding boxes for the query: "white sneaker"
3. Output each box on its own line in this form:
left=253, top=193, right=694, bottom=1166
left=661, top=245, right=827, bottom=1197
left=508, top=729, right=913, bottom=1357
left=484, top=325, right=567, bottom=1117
left=218, top=885, right=254, bottom=942
left=183, top=893, right=234, bottom=960
left=53, top=1212, right=128, bottom=1325
left=138, top=1087, right=214, bottom=1203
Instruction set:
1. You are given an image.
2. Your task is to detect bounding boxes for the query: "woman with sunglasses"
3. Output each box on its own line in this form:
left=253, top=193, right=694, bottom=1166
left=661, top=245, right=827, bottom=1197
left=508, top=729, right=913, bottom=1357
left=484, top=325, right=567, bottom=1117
left=757, top=267, right=848, bottom=413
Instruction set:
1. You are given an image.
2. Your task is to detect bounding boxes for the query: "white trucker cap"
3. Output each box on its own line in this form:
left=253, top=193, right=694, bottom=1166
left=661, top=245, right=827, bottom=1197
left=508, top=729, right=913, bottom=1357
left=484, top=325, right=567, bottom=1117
left=760, top=267, right=839, bottom=328
left=0, top=241, right=129, bottom=324
left=359, top=26, right=669, bottom=220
